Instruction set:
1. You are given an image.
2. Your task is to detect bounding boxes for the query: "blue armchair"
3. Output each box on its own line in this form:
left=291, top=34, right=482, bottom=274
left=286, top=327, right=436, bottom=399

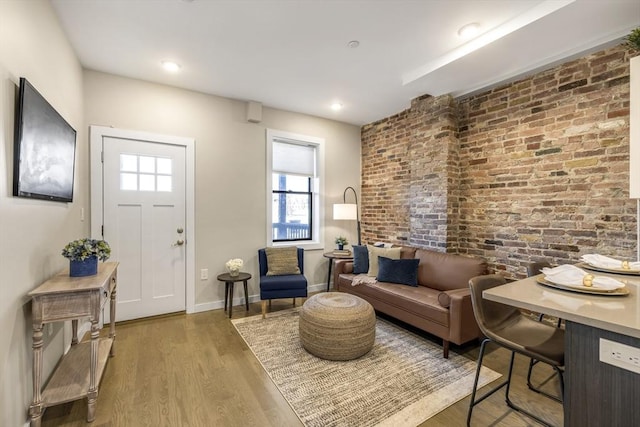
left=258, top=247, right=308, bottom=318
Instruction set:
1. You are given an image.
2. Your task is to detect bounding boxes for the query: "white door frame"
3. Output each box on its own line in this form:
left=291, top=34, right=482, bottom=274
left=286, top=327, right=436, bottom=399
left=90, top=125, right=196, bottom=315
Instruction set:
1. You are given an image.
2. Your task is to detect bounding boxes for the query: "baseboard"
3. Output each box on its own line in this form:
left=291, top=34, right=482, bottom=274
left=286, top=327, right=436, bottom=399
left=193, top=282, right=326, bottom=313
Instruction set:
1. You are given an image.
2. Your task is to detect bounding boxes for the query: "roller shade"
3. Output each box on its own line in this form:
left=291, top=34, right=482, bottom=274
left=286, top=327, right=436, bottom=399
left=272, top=141, right=315, bottom=176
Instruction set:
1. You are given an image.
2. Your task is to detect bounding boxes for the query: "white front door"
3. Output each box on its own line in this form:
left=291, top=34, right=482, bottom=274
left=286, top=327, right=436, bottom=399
left=92, top=127, right=193, bottom=321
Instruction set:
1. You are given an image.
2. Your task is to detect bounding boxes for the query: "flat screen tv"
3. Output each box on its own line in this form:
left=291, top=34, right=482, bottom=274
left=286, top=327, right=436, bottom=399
left=13, top=77, right=76, bottom=202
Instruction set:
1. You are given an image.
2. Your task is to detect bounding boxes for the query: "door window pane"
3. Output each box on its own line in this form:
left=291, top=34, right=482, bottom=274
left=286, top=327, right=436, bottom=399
left=120, top=154, right=138, bottom=172
left=139, top=174, right=155, bottom=191
left=157, top=158, right=172, bottom=174
left=120, top=173, right=138, bottom=191
left=119, top=154, right=174, bottom=193
left=139, top=156, right=155, bottom=173
left=157, top=176, right=172, bottom=192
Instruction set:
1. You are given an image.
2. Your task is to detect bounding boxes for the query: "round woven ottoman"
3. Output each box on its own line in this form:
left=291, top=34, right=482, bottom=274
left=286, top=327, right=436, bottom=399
left=299, top=292, right=376, bottom=361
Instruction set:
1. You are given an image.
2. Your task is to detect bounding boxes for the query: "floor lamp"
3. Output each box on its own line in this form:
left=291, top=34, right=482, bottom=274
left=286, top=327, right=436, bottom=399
left=333, top=186, right=361, bottom=245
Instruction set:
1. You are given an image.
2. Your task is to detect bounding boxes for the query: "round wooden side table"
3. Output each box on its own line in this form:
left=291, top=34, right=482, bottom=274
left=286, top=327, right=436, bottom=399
left=323, top=252, right=354, bottom=291
left=217, top=272, right=251, bottom=318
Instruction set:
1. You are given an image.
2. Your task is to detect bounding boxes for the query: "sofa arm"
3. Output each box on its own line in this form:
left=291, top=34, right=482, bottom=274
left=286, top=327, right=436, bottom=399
left=334, top=259, right=353, bottom=275
left=333, top=259, right=353, bottom=288
left=447, top=288, right=481, bottom=345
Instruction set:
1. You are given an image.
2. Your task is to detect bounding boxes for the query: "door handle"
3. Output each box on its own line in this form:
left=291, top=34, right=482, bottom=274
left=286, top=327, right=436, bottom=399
left=173, top=239, right=185, bottom=247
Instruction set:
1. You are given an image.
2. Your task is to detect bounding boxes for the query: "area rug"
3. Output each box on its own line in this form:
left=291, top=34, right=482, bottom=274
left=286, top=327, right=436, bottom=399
left=232, top=308, right=500, bottom=427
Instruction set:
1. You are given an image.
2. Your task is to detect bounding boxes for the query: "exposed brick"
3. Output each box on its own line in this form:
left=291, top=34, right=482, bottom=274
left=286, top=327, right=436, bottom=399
left=360, top=44, right=635, bottom=276
left=558, top=79, right=588, bottom=92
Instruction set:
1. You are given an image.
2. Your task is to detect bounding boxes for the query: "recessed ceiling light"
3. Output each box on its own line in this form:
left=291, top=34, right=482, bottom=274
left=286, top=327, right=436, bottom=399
left=161, top=61, right=181, bottom=72
left=347, top=40, right=360, bottom=49
left=458, top=22, right=480, bottom=38
left=331, top=102, right=343, bottom=111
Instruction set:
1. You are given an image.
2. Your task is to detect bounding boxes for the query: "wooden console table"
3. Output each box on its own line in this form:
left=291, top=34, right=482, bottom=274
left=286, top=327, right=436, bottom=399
left=28, top=262, right=118, bottom=426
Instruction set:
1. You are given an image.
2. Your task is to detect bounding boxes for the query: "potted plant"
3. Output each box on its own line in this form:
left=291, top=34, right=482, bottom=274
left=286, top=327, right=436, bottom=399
left=626, top=27, right=640, bottom=52
left=335, top=236, right=348, bottom=250
left=61, top=238, right=111, bottom=277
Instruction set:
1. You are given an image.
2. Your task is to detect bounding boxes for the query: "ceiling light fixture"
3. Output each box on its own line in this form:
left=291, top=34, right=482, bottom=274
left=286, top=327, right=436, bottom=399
left=331, top=102, right=343, bottom=111
left=161, top=60, right=181, bottom=72
left=458, top=22, right=480, bottom=38
left=347, top=40, right=360, bottom=48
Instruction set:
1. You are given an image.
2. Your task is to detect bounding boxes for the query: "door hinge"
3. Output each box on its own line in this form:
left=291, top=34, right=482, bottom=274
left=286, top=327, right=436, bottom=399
left=101, top=225, right=104, bottom=236
left=101, top=151, right=104, bottom=163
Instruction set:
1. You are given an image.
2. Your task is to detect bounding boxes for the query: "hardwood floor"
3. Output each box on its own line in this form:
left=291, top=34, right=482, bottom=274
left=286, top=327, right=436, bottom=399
left=42, top=299, right=563, bottom=426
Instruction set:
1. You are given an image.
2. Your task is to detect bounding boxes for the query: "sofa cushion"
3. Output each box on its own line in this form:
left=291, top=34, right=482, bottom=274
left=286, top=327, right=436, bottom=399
left=265, top=246, right=300, bottom=276
left=377, top=257, right=420, bottom=286
left=361, top=281, right=449, bottom=326
left=352, top=245, right=369, bottom=274
left=414, top=249, right=487, bottom=291
left=400, top=246, right=417, bottom=259
left=367, top=245, right=401, bottom=276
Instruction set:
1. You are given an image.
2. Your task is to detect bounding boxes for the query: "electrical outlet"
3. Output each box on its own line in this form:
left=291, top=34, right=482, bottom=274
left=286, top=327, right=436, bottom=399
left=599, top=338, right=640, bottom=374
left=200, top=268, right=208, bottom=280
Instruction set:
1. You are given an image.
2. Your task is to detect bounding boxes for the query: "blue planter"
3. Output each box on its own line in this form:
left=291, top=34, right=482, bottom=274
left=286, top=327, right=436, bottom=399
left=70, top=256, right=98, bottom=277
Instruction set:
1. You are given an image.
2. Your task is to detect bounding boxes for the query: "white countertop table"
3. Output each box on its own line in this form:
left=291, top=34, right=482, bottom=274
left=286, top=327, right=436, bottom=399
left=482, top=269, right=640, bottom=426
left=483, top=272, right=640, bottom=339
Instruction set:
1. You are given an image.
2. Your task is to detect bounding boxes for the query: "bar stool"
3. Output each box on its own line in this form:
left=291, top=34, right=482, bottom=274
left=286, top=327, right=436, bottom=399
left=467, top=275, right=564, bottom=427
left=525, top=261, right=563, bottom=400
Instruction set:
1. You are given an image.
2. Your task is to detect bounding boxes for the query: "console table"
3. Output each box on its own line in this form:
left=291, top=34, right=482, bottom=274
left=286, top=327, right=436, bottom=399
left=28, top=262, right=118, bottom=426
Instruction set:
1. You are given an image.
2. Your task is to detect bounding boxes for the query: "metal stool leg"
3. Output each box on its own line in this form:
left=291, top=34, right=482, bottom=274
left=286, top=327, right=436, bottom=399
left=505, top=354, right=562, bottom=427
left=467, top=339, right=510, bottom=426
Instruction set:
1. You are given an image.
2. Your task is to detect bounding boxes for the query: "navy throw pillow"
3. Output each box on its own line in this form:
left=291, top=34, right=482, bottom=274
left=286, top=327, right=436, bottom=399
left=376, top=256, right=420, bottom=286
left=352, top=245, right=369, bottom=274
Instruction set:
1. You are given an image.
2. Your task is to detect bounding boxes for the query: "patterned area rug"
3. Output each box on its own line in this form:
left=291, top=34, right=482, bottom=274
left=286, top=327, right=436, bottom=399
left=232, top=308, right=500, bottom=427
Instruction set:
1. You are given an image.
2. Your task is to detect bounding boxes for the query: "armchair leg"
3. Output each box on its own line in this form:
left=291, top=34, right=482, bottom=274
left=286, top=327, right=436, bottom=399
left=293, top=298, right=296, bottom=307
left=261, top=300, right=267, bottom=319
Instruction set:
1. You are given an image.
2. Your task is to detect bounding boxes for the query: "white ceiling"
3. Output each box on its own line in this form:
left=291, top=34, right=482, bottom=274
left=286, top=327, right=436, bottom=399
left=51, top=0, right=640, bottom=126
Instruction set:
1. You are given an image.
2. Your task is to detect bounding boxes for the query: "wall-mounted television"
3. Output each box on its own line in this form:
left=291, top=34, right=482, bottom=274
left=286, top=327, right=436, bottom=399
left=13, top=77, right=76, bottom=202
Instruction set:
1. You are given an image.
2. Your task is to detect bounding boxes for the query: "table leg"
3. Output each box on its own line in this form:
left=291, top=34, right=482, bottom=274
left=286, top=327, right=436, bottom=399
left=109, top=280, right=117, bottom=357
left=326, top=259, right=333, bottom=292
left=29, top=325, right=44, bottom=427
left=71, top=319, right=78, bottom=345
left=87, top=320, right=100, bottom=422
left=229, top=282, right=234, bottom=318
left=224, top=282, right=229, bottom=312
left=243, top=280, right=249, bottom=311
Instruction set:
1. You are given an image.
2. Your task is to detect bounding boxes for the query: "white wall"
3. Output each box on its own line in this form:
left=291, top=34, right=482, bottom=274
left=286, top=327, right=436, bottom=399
left=0, top=1, right=86, bottom=425
left=0, top=3, right=360, bottom=424
left=83, top=71, right=362, bottom=308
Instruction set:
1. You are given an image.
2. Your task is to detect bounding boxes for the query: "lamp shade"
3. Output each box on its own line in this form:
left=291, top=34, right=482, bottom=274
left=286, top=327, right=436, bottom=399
left=333, top=203, right=357, bottom=220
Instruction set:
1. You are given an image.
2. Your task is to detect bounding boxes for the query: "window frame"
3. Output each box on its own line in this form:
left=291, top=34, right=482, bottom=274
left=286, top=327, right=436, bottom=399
left=271, top=175, right=313, bottom=242
left=266, top=129, right=324, bottom=249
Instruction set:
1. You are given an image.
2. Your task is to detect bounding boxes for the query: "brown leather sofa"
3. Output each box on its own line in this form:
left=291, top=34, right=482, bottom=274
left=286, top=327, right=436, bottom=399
left=334, top=246, right=487, bottom=358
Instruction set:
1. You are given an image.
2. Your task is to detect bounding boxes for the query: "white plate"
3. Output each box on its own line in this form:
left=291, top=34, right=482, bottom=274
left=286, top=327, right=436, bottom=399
left=536, top=277, right=629, bottom=296
left=576, top=262, right=640, bottom=276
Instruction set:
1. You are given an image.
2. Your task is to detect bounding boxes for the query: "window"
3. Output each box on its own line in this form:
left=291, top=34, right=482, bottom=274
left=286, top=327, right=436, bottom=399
left=120, top=154, right=172, bottom=192
left=266, top=129, right=324, bottom=249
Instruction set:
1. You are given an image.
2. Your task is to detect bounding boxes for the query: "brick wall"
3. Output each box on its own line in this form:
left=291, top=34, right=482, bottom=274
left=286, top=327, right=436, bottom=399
left=360, top=44, right=636, bottom=277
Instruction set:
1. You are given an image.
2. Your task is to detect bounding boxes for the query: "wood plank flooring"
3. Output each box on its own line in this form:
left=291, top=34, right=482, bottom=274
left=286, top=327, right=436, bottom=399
left=41, top=299, right=563, bottom=426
